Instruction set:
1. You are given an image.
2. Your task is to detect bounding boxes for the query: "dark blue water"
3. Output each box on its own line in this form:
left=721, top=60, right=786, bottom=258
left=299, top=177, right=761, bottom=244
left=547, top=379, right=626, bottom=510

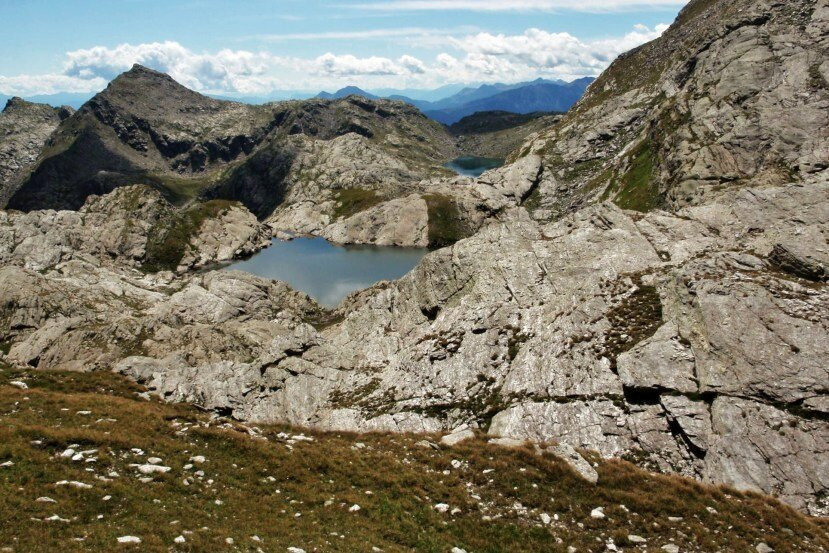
left=223, top=237, right=427, bottom=307
left=444, top=156, right=504, bottom=177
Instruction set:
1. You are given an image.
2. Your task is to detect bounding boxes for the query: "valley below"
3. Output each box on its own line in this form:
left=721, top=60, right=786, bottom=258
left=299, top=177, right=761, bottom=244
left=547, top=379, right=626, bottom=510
left=0, top=0, right=828, bottom=550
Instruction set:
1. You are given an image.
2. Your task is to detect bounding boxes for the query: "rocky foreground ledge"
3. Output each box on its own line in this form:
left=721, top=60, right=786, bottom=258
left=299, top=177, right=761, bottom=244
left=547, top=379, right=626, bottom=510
left=1, top=174, right=827, bottom=516
left=1, top=368, right=827, bottom=552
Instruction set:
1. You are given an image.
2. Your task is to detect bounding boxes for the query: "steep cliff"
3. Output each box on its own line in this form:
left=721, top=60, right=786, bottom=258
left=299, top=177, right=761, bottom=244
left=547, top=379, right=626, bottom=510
left=516, top=0, right=828, bottom=218
left=0, top=97, right=72, bottom=207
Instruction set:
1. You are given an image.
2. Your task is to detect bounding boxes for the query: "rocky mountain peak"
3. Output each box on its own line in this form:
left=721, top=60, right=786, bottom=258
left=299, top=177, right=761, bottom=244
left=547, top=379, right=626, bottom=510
left=93, top=63, right=222, bottom=115
left=2, top=96, right=31, bottom=113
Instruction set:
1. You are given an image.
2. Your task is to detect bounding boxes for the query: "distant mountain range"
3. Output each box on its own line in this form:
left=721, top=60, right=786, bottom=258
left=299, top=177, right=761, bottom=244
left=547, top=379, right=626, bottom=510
left=0, top=92, right=93, bottom=110
left=313, top=77, right=594, bottom=124
left=2, top=76, right=595, bottom=125
left=315, top=86, right=379, bottom=100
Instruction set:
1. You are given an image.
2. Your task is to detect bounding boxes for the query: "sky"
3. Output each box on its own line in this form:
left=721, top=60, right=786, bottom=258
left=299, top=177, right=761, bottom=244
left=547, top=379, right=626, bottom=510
left=0, top=0, right=688, bottom=98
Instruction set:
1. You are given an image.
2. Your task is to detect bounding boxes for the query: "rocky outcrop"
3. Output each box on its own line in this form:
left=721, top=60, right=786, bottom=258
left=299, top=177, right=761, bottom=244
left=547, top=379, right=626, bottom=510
left=60, top=177, right=816, bottom=516
left=5, top=177, right=823, bottom=512
left=271, top=154, right=543, bottom=248
left=0, top=185, right=269, bottom=272
left=0, top=97, right=72, bottom=207
left=518, top=0, right=829, bottom=218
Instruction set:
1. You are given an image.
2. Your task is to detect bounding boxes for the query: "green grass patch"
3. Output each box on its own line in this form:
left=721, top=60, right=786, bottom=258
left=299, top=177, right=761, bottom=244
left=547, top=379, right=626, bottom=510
left=609, top=139, right=661, bottom=212
left=331, top=188, right=382, bottom=220
left=521, top=184, right=542, bottom=212
left=423, top=193, right=468, bottom=249
left=142, top=200, right=236, bottom=273
left=145, top=173, right=220, bottom=205
left=809, top=64, right=828, bottom=91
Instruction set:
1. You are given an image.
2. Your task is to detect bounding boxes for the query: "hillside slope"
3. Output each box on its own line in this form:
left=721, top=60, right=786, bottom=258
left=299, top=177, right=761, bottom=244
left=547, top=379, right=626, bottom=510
left=450, top=111, right=563, bottom=159
left=1, top=367, right=827, bottom=552
left=515, top=0, right=828, bottom=218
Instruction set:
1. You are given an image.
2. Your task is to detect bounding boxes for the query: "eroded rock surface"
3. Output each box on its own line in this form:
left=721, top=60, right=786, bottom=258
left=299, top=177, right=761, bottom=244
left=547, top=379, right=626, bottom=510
left=0, top=98, right=72, bottom=206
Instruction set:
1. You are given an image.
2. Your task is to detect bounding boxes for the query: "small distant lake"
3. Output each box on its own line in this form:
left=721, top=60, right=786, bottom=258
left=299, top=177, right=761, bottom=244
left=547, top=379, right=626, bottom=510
left=444, top=156, right=504, bottom=177
left=222, top=237, right=427, bottom=307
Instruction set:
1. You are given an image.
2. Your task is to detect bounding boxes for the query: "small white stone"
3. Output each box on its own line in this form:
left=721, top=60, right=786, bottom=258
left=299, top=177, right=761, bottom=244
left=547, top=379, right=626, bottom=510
left=540, top=513, right=551, bottom=525
left=590, top=507, right=605, bottom=519
left=434, top=503, right=450, bottom=513
left=55, top=480, right=92, bottom=489
left=36, top=496, right=57, bottom=503
left=136, top=464, right=171, bottom=475
left=628, top=535, right=647, bottom=544
left=348, top=504, right=361, bottom=512
left=174, top=536, right=186, bottom=544
left=189, top=455, right=206, bottom=464
left=9, top=381, right=28, bottom=390
left=661, top=545, right=679, bottom=553
left=287, top=548, right=306, bottom=553
left=225, top=538, right=234, bottom=545
left=451, top=548, right=468, bottom=553
left=147, top=457, right=163, bottom=465
left=116, top=536, right=141, bottom=544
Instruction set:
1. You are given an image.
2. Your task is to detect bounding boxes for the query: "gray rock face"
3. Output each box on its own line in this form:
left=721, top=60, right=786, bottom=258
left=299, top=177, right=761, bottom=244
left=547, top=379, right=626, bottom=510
left=545, top=443, right=599, bottom=484
left=269, top=153, right=543, bottom=248
left=5, top=178, right=825, bottom=513
left=0, top=98, right=72, bottom=207
left=520, top=0, right=829, bottom=218
left=0, top=185, right=269, bottom=273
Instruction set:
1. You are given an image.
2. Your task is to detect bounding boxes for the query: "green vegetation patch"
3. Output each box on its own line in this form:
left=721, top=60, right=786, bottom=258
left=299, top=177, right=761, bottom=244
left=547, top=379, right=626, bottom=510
left=423, top=193, right=469, bottom=249
left=608, top=139, right=661, bottom=212
left=142, top=199, right=235, bottom=273
left=332, top=188, right=382, bottom=220
left=145, top=173, right=221, bottom=205
left=521, top=184, right=542, bottom=212
left=602, top=276, right=664, bottom=372
left=809, top=64, right=828, bottom=91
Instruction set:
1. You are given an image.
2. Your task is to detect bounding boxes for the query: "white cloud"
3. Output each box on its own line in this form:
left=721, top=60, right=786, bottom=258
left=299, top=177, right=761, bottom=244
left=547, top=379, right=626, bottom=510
left=446, top=24, right=668, bottom=79
left=0, top=23, right=669, bottom=96
left=62, top=41, right=277, bottom=93
left=0, top=74, right=107, bottom=96
left=346, top=0, right=687, bottom=12
left=314, top=53, right=407, bottom=76
left=398, top=55, right=427, bottom=74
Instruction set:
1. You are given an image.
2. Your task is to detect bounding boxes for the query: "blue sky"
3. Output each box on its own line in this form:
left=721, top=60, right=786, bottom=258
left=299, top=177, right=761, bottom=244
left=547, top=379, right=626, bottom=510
left=0, top=0, right=688, bottom=97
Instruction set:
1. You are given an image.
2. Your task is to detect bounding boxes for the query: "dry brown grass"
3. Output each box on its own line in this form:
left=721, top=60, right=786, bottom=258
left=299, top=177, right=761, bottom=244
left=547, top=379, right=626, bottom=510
left=0, top=366, right=827, bottom=552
